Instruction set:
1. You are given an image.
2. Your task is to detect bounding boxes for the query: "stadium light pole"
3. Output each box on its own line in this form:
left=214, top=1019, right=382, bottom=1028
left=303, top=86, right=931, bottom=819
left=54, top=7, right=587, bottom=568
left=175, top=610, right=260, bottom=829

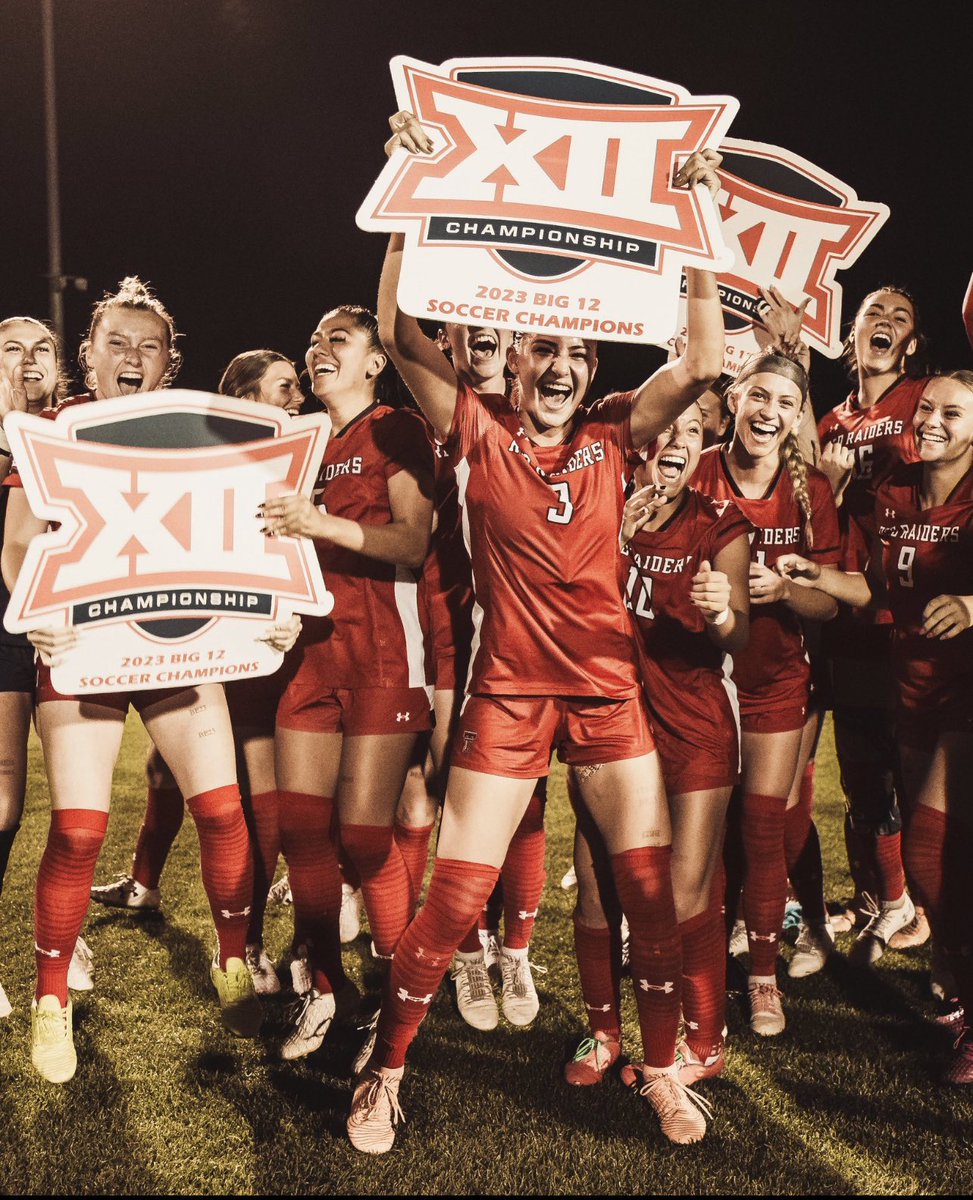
left=41, top=0, right=64, bottom=344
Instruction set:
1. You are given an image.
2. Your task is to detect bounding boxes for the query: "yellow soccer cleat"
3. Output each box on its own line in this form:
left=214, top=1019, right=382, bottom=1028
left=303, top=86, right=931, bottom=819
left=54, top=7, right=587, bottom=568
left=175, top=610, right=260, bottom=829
left=210, top=954, right=263, bottom=1038
left=31, top=994, right=77, bottom=1084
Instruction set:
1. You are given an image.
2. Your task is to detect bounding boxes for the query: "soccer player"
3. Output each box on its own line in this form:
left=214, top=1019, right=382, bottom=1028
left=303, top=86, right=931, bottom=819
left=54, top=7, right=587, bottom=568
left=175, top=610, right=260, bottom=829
left=0, top=316, right=66, bottom=1017
left=90, top=348, right=304, bottom=995
left=692, top=351, right=841, bottom=1037
left=817, top=287, right=930, bottom=960
left=780, top=370, right=973, bottom=1082
left=2, top=279, right=268, bottom=1083
left=340, top=114, right=726, bottom=1152
left=565, top=400, right=751, bottom=1089
left=260, top=304, right=435, bottom=1061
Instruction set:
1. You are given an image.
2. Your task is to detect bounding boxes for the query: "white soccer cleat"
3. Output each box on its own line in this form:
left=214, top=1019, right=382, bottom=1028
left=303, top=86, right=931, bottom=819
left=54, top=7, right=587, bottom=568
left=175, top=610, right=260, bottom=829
left=748, top=978, right=785, bottom=1037
left=340, top=884, right=363, bottom=944
left=499, top=947, right=544, bottom=1026
left=347, top=1066, right=405, bottom=1155
left=90, top=874, right=161, bottom=910
left=451, top=952, right=499, bottom=1031
left=352, top=1009, right=381, bottom=1077
left=788, top=919, right=834, bottom=979
left=478, top=928, right=500, bottom=972
left=245, top=943, right=281, bottom=996
left=849, top=893, right=916, bottom=967
left=728, top=918, right=748, bottom=958
left=281, top=988, right=336, bottom=1061
left=0, top=981, right=11, bottom=1019
left=67, top=936, right=94, bottom=992
left=560, top=865, right=578, bottom=890
left=268, top=875, right=293, bottom=906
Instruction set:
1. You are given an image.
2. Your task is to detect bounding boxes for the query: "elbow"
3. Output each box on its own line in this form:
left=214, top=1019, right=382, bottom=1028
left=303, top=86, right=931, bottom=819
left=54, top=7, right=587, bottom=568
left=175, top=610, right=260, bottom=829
left=682, top=352, right=722, bottom=391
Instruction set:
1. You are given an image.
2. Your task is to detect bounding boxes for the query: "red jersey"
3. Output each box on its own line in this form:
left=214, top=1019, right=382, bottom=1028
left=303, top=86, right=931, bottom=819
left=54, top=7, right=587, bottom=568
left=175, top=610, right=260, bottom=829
left=449, top=383, right=645, bottom=698
left=876, top=462, right=973, bottom=713
left=294, top=404, right=434, bottom=690
left=692, top=446, right=840, bottom=705
left=625, top=487, right=751, bottom=747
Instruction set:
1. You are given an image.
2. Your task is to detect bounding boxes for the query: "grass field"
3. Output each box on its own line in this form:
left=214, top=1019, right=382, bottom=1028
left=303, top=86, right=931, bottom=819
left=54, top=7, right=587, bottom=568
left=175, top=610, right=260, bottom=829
left=1, top=715, right=972, bottom=1196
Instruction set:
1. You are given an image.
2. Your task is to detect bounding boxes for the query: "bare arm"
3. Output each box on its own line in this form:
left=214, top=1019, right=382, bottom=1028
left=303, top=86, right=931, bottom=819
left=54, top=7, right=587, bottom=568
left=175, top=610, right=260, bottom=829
left=692, top=534, right=751, bottom=654
left=776, top=553, right=872, bottom=608
left=261, top=465, right=433, bottom=571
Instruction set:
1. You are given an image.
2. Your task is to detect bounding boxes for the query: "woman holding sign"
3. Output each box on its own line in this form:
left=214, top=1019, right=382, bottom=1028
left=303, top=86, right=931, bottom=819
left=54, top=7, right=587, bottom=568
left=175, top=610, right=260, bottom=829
left=260, top=304, right=435, bottom=1063
left=0, top=315, right=66, bottom=1019
left=330, top=113, right=726, bottom=1152
left=2, top=279, right=272, bottom=1083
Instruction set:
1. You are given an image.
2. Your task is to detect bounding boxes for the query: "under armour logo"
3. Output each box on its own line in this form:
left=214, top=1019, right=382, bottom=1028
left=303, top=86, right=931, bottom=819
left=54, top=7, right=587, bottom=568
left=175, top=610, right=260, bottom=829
left=518, top=908, right=539, bottom=921
left=35, top=944, right=62, bottom=959
left=885, top=507, right=895, bottom=518
left=686, top=1019, right=700, bottom=1030
left=397, top=988, right=433, bottom=1005
left=396, top=711, right=411, bottom=722
left=220, top=905, right=252, bottom=920
left=638, top=978, right=675, bottom=993
left=748, top=930, right=777, bottom=943
left=585, top=1002, right=612, bottom=1012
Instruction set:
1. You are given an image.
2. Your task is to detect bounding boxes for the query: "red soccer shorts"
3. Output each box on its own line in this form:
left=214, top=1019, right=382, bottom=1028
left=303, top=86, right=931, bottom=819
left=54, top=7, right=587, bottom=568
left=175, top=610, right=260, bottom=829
left=276, top=680, right=432, bottom=736
left=451, top=693, right=654, bottom=779
left=225, top=671, right=286, bottom=734
left=652, top=720, right=739, bottom=797
left=35, top=663, right=188, bottom=714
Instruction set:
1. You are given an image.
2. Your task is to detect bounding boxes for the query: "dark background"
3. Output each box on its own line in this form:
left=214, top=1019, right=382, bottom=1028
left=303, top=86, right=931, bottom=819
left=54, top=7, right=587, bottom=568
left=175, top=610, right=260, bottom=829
left=2, top=0, right=970, bottom=415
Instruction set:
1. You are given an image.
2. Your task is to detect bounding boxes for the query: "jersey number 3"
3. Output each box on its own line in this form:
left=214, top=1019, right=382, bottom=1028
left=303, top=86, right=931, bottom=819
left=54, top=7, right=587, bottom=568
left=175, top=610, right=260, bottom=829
left=546, top=481, right=574, bottom=525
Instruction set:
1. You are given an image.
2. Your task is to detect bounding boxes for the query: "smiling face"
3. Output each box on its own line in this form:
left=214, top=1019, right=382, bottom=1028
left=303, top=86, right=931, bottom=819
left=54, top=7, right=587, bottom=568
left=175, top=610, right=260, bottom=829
left=728, top=370, right=804, bottom=461
left=913, top=376, right=973, bottom=466
left=305, top=312, right=386, bottom=403
left=254, top=360, right=304, bottom=414
left=643, top=402, right=705, bottom=501
left=441, top=323, right=513, bottom=391
left=508, top=334, right=597, bottom=442
left=0, top=319, right=58, bottom=410
left=86, top=308, right=171, bottom=399
left=852, top=289, right=918, bottom=378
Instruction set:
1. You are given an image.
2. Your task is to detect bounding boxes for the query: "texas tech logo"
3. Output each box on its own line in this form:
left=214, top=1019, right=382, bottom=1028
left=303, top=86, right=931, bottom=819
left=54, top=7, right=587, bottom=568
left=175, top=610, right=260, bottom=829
left=4, top=391, right=334, bottom=694
left=358, top=56, right=738, bottom=345
left=667, top=137, right=889, bottom=373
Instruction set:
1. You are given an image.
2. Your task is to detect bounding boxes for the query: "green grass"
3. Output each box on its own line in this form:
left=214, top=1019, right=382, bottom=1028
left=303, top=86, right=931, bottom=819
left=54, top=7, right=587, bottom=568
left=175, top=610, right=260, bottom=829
left=1, top=715, right=972, bottom=1195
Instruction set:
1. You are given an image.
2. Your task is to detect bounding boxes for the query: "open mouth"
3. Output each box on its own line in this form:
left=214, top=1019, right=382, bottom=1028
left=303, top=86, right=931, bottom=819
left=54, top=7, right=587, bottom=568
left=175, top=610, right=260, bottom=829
left=21, top=369, right=44, bottom=384
left=918, top=428, right=947, bottom=446
left=117, top=371, right=144, bottom=393
left=468, top=331, right=498, bottom=361
left=654, top=452, right=687, bottom=482
left=539, top=381, right=572, bottom=406
left=869, top=331, right=893, bottom=351
left=313, top=363, right=336, bottom=380
left=749, top=419, right=779, bottom=446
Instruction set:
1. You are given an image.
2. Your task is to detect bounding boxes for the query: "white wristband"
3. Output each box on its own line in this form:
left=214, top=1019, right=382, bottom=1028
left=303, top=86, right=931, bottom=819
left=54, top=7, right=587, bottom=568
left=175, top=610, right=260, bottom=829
left=708, top=607, right=730, bottom=627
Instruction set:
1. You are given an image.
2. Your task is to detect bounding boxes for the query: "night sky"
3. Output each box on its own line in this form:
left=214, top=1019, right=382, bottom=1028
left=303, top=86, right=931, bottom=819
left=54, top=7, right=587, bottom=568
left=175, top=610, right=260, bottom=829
left=2, top=0, right=970, bottom=416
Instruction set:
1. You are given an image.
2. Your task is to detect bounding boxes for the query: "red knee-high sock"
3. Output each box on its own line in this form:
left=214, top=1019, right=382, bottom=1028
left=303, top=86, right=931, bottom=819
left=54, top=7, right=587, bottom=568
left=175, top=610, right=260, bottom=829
left=340, top=824, right=413, bottom=958
left=185, top=786, right=254, bottom=970
left=873, top=832, right=906, bottom=903
left=740, top=792, right=788, bottom=976
left=784, top=764, right=827, bottom=924
left=373, top=858, right=499, bottom=1069
left=35, top=809, right=109, bottom=1004
left=393, top=819, right=435, bottom=909
left=904, top=805, right=945, bottom=918
left=278, top=791, right=344, bottom=994
left=457, top=916, right=483, bottom=954
left=573, top=916, right=622, bottom=1040
left=680, top=901, right=726, bottom=1061
left=242, top=790, right=279, bottom=945
left=131, top=785, right=184, bottom=889
left=500, top=789, right=546, bottom=950
left=611, top=846, right=681, bottom=1070
left=722, top=790, right=744, bottom=940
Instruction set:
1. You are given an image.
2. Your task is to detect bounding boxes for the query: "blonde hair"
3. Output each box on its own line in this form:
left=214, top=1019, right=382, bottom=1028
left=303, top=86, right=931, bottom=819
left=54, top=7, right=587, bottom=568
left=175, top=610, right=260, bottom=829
left=782, top=423, right=814, bottom=548
left=79, top=276, right=182, bottom=391
left=0, top=315, right=68, bottom=403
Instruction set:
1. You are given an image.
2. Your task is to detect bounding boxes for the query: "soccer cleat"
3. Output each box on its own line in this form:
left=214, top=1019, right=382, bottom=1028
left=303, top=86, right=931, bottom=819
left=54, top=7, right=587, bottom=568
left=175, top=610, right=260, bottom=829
left=286, top=945, right=312, bottom=997
left=564, top=1031, right=620, bottom=1086
left=90, top=873, right=161, bottom=910
left=0, top=981, right=11, bottom=1019
left=210, top=954, right=263, bottom=1038
left=31, top=995, right=76, bottom=1083
left=499, top=948, right=544, bottom=1026
left=849, top=893, right=916, bottom=967
left=788, top=919, right=834, bottom=979
left=268, top=875, right=293, bottom=906
left=451, top=953, right=499, bottom=1031
left=245, top=943, right=281, bottom=996
left=620, top=915, right=631, bottom=974
left=675, top=1038, right=725, bottom=1085
left=748, top=979, right=786, bottom=1037
left=352, top=1009, right=381, bottom=1077
left=560, top=865, right=578, bottom=890
left=340, top=884, right=363, bottom=944
left=67, top=936, right=95, bottom=992
left=944, top=1028, right=973, bottom=1085
left=932, top=996, right=965, bottom=1031
left=347, top=1066, right=405, bottom=1154
left=627, top=1061, right=712, bottom=1145
left=830, top=892, right=872, bottom=935
left=280, top=988, right=336, bottom=1060
left=478, top=928, right=501, bottom=972
left=888, top=905, right=931, bottom=950
left=728, top=919, right=748, bottom=958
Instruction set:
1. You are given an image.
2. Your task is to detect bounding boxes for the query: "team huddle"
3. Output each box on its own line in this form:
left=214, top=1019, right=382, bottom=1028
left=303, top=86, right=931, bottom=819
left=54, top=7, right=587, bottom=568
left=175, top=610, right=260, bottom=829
left=1, top=114, right=972, bottom=1155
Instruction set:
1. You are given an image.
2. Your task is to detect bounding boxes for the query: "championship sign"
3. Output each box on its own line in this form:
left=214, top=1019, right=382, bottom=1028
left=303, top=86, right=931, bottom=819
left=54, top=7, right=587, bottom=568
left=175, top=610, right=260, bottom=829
left=664, top=137, right=890, bottom=374
left=357, top=56, right=739, bottom=344
left=3, top=391, right=333, bottom=694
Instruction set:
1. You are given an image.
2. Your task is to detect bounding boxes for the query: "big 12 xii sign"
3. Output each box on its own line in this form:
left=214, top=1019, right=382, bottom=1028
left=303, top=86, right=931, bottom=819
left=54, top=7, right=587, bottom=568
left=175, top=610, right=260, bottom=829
left=358, top=56, right=739, bottom=344
left=3, top=392, right=333, bottom=694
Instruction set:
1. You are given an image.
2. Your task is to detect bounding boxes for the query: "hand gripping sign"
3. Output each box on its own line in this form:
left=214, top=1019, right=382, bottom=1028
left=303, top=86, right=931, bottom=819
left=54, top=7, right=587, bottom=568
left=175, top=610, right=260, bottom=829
left=3, top=391, right=333, bottom=694
left=357, top=56, right=739, bottom=345
left=664, top=138, right=890, bottom=375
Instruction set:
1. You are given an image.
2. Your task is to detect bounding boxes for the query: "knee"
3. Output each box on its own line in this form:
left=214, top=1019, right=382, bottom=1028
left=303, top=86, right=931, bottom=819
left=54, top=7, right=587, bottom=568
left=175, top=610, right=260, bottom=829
left=340, top=823, right=394, bottom=872
left=49, top=821, right=106, bottom=858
